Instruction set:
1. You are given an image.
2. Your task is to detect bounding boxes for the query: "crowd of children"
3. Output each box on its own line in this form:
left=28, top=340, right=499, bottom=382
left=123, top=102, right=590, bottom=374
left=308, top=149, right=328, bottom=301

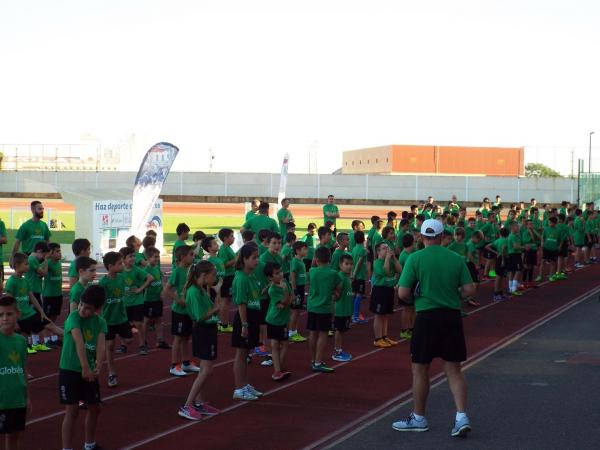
left=0, top=196, right=599, bottom=448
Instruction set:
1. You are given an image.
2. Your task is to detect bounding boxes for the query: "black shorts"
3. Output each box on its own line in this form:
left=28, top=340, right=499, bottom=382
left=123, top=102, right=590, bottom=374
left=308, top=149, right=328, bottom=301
left=303, top=259, right=313, bottom=273
left=126, top=304, right=145, bottom=323
left=144, top=300, right=164, bottom=318
left=334, top=316, right=351, bottom=333
left=231, top=309, right=261, bottom=349
left=482, top=248, right=496, bottom=260
left=411, top=308, right=466, bottom=364
left=558, top=242, right=569, bottom=258
left=466, top=262, right=479, bottom=283
left=171, top=311, right=192, bottom=338
left=291, top=285, right=305, bottom=310
left=524, top=249, right=538, bottom=266
left=220, top=275, right=234, bottom=298
left=106, top=321, right=133, bottom=341
left=58, top=369, right=101, bottom=405
left=0, top=408, right=26, bottom=434
left=506, top=253, right=523, bottom=273
left=32, top=292, right=41, bottom=302
left=543, top=249, right=558, bottom=262
left=192, top=323, right=218, bottom=360
left=306, top=312, right=333, bottom=332
left=352, top=279, right=366, bottom=295
left=42, top=295, right=63, bottom=317
left=370, top=286, right=394, bottom=315
left=267, top=323, right=289, bottom=341
left=495, top=256, right=506, bottom=277
left=259, top=297, right=270, bottom=325
left=17, top=312, right=50, bottom=335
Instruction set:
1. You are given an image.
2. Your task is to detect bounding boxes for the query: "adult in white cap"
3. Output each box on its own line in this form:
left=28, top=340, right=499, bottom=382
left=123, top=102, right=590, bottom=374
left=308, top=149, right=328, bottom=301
left=393, top=219, right=476, bottom=437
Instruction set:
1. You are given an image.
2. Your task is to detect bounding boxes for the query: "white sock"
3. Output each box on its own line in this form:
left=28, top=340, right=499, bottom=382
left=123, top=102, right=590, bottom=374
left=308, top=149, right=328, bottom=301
left=456, top=411, right=467, bottom=421
left=44, top=336, right=50, bottom=344
left=51, top=335, right=58, bottom=342
left=412, top=413, right=425, bottom=421
left=32, top=335, right=40, bottom=345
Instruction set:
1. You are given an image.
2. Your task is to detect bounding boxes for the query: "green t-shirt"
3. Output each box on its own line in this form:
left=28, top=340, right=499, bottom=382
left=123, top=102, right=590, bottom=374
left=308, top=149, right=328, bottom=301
left=464, top=226, right=475, bottom=242
left=398, top=245, right=472, bottom=312
left=542, top=226, right=561, bottom=251
left=335, top=272, right=353, bottom=317
left=259, top=251, right=283, bottom=269
left=42, top=259, right=63, bottom=297
left=0, top=333, right=28, bottom=409
left=168, top=266, right=190, bottom=315
left=370, top=231, right=383, bottom=253
left=0, top=219, right=6, bottom=263
left=69, top=281, right=87, bottom=305
left=121, top=266, right=148, bottom=307
left=15, top=219, right=51, bottom=255
left=232, top=270, right=261, bottom=310
left=307, top=266, right=341, bottom=314
left=348, top=230, right=356, bottom=251
left=266, top=281, right=292, bottom=326
left=242, top=214, right=279, bottom=240
left=5, top=275, right=36, bottom=320
left=372, top=258, right=399, bottom=287
left=466, top=240, right=479, bottom=265
left=144, top=264, right=163, bottom=302
left=330, top=249, right=349, bottom=271
left=217, top=244, right=236, bottom=276
left=253, top=261, right=270, bottom=300
left=193, top=244, right=204, bottom=265
left=245, top=210, right=257, bottom=222
left=277, top=208, right=294, bottom=236
left=135, top=252, right=146, bottom=267
left=507, top=233, right=522, bottom=255
left=186, top=285, right=219, bottom=325
left=208, top=255, right=226, bottom=282
left=490, top=237, right=507, bottom=257
left=521, top=228, right=539, bottom=250
left=398, top=248, right=414, bottom=269
left=68, top=259, right=78, bottom=280
left=290, top=257, right=307, bottom=286
left=557, top=223, right=570, bottom=244
left=280, top=244, right=293, bottom=275
left=172, top=239, right=188, bottom=267
left=448, top=241, right=468, bottom=260
left=351, top=245, right=368, bottom=280
left=573, top=218, right=586, bottom=246
left=25, top=255, right=44, bottom=294
left=301, top=233, right=315, bottom=260
left=59, top=311, right=107, bottom=372
left=98, top=275, right=128, bottom=325
left=480, top=222, right=498, bottom=243
left=322, top=204, right=339, bottom=226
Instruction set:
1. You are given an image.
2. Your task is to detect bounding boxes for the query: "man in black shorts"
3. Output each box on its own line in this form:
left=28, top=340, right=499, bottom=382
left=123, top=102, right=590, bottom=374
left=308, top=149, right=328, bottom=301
left=394, top=219, right=476, bottom=438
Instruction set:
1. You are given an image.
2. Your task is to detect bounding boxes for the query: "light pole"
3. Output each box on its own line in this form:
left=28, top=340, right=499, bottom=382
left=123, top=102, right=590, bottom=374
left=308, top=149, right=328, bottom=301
left=589, top=131, right=595, bottom=173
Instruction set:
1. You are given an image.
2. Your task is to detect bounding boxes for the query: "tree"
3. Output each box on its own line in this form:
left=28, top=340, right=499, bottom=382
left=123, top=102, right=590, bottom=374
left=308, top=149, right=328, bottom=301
left=525, top=162, right=563, bottom=178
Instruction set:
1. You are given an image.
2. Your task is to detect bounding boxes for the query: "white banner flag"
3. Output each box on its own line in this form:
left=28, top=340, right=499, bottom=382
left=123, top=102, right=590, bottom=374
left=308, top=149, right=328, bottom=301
left=275, top=153, right=290, bottom=215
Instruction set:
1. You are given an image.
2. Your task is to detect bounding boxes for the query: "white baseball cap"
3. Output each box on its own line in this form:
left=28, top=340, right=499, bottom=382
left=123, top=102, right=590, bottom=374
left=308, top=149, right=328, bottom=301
left=420, top=219, right=444, bottom=237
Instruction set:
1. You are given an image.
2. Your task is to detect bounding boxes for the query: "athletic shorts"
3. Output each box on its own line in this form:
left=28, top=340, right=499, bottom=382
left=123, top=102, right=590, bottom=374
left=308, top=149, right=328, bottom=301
left=411, top=308, right=466, bottom=364
left=144, top=300, right=164, bottom=319
left=523, top=249, right=538, bottom=266
left=303, top=259, right=313, bottom=273
left=258, top=297, right=270, bottom=325
left=266, top=323, right=289, bottom=341
left=17, top=313, right=50, bottom=335
left=231, top=309, right=261, bottom=349
left=543, top=249, right=558, bottom=262
left=42, top=295, right=63, bottom=317
left=558, top=242, right=569, bottom=258
left=506, top=253, right=523, bottom=273
left=495, top=256, right=506, bottom=277
left=171, top=311, right=192, bottom=338
left=291, top=285, right=305, bottom=310
left=482, top=248, right=496, bottom=260
left=466, top=261, right=479, bottom=283
left=220, top=275, right=234, bottom=298
left=192, top=323, right=218, bottom=361
left=32, top=292, right=41, bottom=302
left=351, top=279, right=366, bottom=295
left=370, top=285, right=394, bottom=315
left=306, top=312, right=333, bottom=332
left=0, top=408, right=27, bottom=434
left=58, top=369, right=101, bottom=405
left=126, top=304, right=144, bottom=323
left=333, top=315, right=351, bottom=333
left=106, top=321, right=133, bottom=341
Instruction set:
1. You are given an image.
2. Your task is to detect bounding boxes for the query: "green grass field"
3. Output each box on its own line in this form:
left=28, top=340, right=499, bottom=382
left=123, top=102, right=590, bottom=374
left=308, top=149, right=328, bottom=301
left=1, top=211, right=354, bottom=261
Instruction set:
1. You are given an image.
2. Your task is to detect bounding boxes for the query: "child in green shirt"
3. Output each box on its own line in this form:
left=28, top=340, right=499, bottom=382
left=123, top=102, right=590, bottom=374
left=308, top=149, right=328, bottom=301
left=68, top=238, right=91, bottom=287
left=41, top=243, right=64, bottom=346
left=371, top=243, right=401, bottom=348
left=330, top=232, right=350, bottom=271
left=69, top=256, right=97, bottom=313
left=332, top=254, right=354, bottom=363
left=142, top=247, right=169, bottom=349
left=350, top=231, right=368, bottom=324
left=172, top=223, right=190, bottom=269
left=289, top=241, right=308, bottom=342
left=217, top=228, right=237, bottom=333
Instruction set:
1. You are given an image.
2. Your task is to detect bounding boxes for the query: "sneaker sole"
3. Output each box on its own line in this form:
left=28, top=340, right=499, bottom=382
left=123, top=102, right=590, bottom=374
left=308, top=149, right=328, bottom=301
left=178, top=411, right=202, bottom=421
left=232, top=395, right=258, bottom=401
left=451, top=425, right=471, bottom=437
left=392, top=425, right=429, bottom=432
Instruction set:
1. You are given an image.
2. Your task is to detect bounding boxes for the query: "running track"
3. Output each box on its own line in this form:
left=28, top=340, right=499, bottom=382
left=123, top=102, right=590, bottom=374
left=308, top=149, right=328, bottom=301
left=19, top=262, right=600, bottom=449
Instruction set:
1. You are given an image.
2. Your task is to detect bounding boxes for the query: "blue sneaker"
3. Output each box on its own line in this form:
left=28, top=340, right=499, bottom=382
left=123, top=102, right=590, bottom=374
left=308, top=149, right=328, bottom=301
left=392, top=413, right=429, bottom=432
left=451, top=415, right=471, bottom=437
left=331, top=350, right=353, bottom=362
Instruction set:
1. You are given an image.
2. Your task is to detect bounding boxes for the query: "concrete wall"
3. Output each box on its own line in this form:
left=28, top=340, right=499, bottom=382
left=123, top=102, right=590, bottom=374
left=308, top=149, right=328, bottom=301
left=0, top=170, right=577, bottom=204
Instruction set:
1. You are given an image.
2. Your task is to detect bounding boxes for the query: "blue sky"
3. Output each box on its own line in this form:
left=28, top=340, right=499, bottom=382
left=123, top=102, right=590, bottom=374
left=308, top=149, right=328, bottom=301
left=1, top=0, right=599, bottom=174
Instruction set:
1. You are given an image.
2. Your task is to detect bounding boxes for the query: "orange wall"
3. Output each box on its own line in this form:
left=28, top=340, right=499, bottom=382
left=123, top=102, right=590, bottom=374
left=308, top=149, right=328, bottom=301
left=391, top=145, right=436, bottom=173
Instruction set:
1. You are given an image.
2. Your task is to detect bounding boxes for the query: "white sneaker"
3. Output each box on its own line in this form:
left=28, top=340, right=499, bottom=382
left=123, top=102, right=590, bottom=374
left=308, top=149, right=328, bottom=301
left=182, top=362, right=201, bottom=373
left=169, top=365, right=187, bottom=377
left=245, top=384, right=264, bottom=397
left=260, top=357, right=273, bottom=367
left=233, top=388, right=258, bottom=401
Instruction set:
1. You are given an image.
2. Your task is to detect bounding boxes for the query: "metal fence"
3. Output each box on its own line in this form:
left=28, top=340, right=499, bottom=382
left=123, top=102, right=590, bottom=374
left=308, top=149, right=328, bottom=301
left=578, top=172, right=600, bottom=204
